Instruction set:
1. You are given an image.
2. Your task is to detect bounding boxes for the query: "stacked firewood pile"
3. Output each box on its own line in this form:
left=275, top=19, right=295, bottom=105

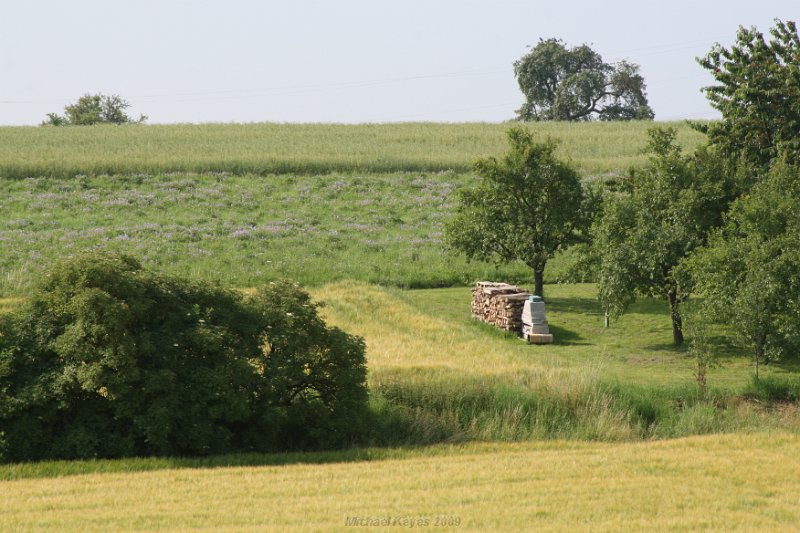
left=471, top=281, right=531, bottom=334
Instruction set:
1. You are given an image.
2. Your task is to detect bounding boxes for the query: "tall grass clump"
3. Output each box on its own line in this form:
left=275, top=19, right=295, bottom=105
left=366, top=366, right=636, bottom=445
left=366, top=368, right=800, bottom=446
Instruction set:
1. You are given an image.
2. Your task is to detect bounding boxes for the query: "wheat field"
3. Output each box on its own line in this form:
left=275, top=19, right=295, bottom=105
left=0, top=121, right=705, bottom=178
left=2, top=432, right=798, bottom=532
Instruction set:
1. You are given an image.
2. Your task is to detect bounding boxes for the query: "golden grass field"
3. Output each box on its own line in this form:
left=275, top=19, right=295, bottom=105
left=2, top=432, right=799, bottom=532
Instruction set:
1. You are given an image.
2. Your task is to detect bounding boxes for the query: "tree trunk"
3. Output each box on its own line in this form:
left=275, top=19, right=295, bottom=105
left=666, top=289, right=684, bottom=346
left=754, top=342, right=764, bottom=381
left=534, top=268, right=544, bottom=298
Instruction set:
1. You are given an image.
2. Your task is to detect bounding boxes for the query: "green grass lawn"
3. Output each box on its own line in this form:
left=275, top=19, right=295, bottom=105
left=399, top=284, right=768, bottom=389
left=311, top=282, right=800, bottom=444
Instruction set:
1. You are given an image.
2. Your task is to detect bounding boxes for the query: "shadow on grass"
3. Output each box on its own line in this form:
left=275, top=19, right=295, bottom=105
left=548, top=296, right=603, bottom=316
left=548, top=324, right=590, bottom=346
left=0, top=445, right=424, bottom=482
left=643, top=342, right=688, bottom=354
left=548, top=296, right=669, bottom=318
left=772, top=359, right=800, bottom=373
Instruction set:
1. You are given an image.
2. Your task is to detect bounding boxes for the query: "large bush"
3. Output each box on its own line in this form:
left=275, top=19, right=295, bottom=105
left=0, top=253, right=367, bottom=462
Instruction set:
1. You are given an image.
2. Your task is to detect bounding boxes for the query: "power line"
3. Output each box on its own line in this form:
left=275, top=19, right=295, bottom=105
left=605, top=35, right=730, bottom=58
left=374, top=102, right=519, bottom=122
left=0, top=35, right=730, bottom=106
left=0, top=68, right=509, bottom=106
left=131, top=67, right=508, bottom=100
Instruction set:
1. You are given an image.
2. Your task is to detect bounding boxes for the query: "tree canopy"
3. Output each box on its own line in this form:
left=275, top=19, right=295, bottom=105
left=514, top=38, right=654, bottom=122
left=445, top=126, right=589, bottom=296
left=593, top=128, right=732, bottom=345
left=686, top=161, right=800, bottom=378
left=697, top=19, right=800, bottom=173
left=43, top=93, right=147, bottom=126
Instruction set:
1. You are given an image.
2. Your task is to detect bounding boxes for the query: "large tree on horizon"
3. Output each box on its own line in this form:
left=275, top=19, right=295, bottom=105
left=514, top=38, right=654, bottom=122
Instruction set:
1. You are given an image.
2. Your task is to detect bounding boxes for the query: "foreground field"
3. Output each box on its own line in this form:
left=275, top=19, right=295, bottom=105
left=2, top=432, right=798, bottom=532
left=0, top=121, right=705, bottom=179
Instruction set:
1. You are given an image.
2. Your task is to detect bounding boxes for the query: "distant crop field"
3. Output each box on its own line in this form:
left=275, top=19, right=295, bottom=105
left=2, top=432, right=799, bottom=532
left=0, top=121, right=706, bottom=179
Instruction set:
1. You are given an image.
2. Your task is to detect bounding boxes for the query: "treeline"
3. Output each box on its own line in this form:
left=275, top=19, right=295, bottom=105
left=597, top=20, right=800, bottom=385
left=447, top=20, right=800, bottom=387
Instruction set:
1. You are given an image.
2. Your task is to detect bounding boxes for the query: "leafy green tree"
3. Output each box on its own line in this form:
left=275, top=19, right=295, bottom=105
left=0, top=253, right=367, bottom=462
left=445, top=126, right=589, bottom=297
left=696, top=19, right=800, bottom=173
left=42, top=93, right=147, bottom=126
left=594, top=128, right=731, bottom=345
left=514, top=38, right=654, bottom=121
left=686, top=161, right=800, bottom=379
left=248, top=282, right=368, bottom=449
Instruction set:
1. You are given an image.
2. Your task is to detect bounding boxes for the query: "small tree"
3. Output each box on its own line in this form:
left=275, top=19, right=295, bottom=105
left=680, top=301, right=718, bottom=395
left=42, top=93, right=147, bottom=126
left=445, top=126, right=588, bottom=297
left=594, top=128, right=732, bottom=345
left=514, top=38, right=654, bottom=121
left=696, top=19, right=800, bottom=173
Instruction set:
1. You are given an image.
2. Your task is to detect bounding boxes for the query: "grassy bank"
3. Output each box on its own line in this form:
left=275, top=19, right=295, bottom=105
left=0, top=121, right=705, bottom=179
left=312, top=282, right=800, bottom=445
left=2, top=433, right=799, bottom=531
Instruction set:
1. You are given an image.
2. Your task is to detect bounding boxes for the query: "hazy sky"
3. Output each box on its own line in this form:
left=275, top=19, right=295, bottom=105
left=1, top=0, right=797, bottom=125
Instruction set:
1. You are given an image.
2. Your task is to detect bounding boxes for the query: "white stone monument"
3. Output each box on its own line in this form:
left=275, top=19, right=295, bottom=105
left=521, top=295, right=554, bottom=344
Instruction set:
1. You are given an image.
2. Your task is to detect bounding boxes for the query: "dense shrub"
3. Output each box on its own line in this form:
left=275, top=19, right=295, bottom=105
left=0, top=253, right=367, bottom=462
